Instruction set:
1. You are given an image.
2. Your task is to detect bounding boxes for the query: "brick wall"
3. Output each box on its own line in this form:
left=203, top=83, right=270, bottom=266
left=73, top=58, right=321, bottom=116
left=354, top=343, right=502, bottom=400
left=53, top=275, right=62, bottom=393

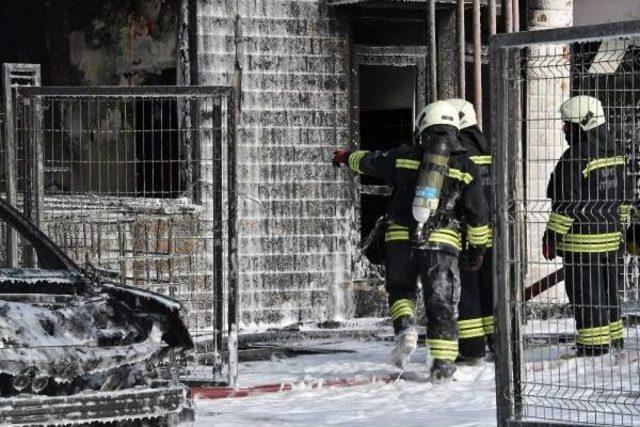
left=198, top=0, right=353, bottom=326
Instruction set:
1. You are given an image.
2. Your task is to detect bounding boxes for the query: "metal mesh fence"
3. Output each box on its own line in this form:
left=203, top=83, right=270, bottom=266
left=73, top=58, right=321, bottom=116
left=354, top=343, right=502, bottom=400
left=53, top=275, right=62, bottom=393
left=493, top=22, right=640, bottom=426
left=1, top=84, right=237, bottom=385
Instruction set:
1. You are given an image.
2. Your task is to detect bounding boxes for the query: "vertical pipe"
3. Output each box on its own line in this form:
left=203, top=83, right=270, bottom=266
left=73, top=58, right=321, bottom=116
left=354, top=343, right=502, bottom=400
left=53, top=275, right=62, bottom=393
left=32, top=66, right=43, bottom=231
left=473, top=0, right=482, bottom=129
left=457, top=0, right=466, bottom=98
left=512, top=0, right=520, bottom=32
left=489, top=0, right=497, bottom=36
left=503, top=0, right=513, bottom=33
left=227, top=91, right=239, bottom=387
left=428, top=0, right=438, bottom=102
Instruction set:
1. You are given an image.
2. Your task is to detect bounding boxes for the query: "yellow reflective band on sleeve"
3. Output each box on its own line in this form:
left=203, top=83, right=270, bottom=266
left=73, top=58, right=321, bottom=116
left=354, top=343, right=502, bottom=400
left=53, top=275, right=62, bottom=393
left=428, top=228, right=462, bottom=251
left=426, top=339, right=459, bottom=361
left=469, top=155, right=492, bottom=165
left=395, top=158, right=421, bottom=170
left=557, top=232, right=622, bottom=253
left=348, top=150, right=370, bottom=174
left=390, top=299, right=416, bottom=321
left=576, top=325, right=610, bottom=346
left=458, top=318, right=485, bottom=339
left=385, top=223, right=410, bottom=243
left=609, top=320, right=624, bottom=340
left=385, top=231, right=410, bottom=242
left=582, top=156, right=625, bottom=178
left=547, top=212, right=574, bottom=235
left=467, top=224, right=489, bottom=246
left=387, top=223, right=409, bottom=231
left=447, top=168, right=473, bottom=185
left=482, top=316, right=495, bottom=335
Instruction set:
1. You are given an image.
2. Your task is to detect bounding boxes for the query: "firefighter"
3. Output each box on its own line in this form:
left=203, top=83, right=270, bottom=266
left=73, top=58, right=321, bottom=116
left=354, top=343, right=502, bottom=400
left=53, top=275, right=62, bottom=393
left=446, top=99, right=494, bottom=362
left=332, top=101, right=489, bottom=380
left=543, top=95, right=632, bottom=356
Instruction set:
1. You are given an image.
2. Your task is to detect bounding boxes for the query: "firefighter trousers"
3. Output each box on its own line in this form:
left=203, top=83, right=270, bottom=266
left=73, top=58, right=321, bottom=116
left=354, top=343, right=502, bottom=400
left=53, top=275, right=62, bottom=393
left=385, top=241, right=461, bottom=362
left=458, top=251, right=494, bottom=358
left=563, top=251, right=621, bottom=354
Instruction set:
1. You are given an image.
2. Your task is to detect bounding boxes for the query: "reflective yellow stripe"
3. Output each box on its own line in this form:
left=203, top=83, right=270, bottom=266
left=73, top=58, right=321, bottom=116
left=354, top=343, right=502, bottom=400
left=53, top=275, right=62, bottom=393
left=458, top=318, right=485, bottom=339
left=485, top=228, right=493, bottom=248
left=547, top=212, right=574, bottom=235
left=582, top=156, right=625, bottom=177
left=447, top=168, right=473, bottom=185
left=609, top=320, right=623, bottom=331
left=609, top=320, right=624, bottom=340
left=427, top=339, right=459, bottom=361
left=459, top=328, right=485, bottom=339
left=576, top=325, right=611, bottom=345
left=576, top=325, right=610, bottom=346
left=387, top=223, right=409, bottom=231
left=428, top=228, right=462, bottom=251
left=558, top=232, right=621, bottom=253
left=458, top=318, right=483, bottom=328
left=557, top=242, right=621, bottom=253
left=427, top=339, right=459, bottom=349
left=469, top=155, right=492, bottom=165
left=561, top=232, right=621, bottom=243
left=390, top=299, right=416, bottom=321
left=467, top=224, right=489, bottom=246
left=348, top=150, right=370, bottom=174
left=482, top=316, right=494, bottom=335
left=395, top=158, right=420, bottom=170
left=385, top=231, right=410, bottom=242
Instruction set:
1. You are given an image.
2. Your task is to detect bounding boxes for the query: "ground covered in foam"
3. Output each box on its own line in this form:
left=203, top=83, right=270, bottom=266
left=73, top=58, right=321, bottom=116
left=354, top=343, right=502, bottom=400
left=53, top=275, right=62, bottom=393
left=194, top=340, right=498, bottom=426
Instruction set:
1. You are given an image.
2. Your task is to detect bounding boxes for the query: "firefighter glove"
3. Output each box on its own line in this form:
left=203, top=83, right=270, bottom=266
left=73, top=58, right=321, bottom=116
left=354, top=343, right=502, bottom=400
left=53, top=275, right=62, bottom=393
left=462, top=245, right=485, bottom=271
left=332, top=148, right=349, bottom=168
left=542, top=231, right=557, bottom=260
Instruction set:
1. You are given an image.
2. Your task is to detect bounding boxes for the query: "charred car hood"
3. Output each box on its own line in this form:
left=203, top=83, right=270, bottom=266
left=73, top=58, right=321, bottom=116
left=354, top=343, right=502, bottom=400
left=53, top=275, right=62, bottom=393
left=0, top=199, right=193, bottom=396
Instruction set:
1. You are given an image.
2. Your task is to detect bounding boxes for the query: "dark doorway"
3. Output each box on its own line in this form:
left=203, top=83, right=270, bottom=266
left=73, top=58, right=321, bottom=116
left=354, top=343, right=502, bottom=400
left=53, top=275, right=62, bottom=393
left=358, top=65, right=416, bottom=241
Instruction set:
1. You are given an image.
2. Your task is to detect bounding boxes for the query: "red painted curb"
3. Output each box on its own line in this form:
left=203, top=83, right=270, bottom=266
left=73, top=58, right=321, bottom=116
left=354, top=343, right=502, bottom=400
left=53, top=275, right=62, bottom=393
left=191, top=374, right=398, bottom=400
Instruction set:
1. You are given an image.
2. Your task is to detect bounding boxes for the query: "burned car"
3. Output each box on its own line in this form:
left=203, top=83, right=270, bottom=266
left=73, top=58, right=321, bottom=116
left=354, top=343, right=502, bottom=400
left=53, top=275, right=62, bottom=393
left=0, top=198, right=194, bottom=425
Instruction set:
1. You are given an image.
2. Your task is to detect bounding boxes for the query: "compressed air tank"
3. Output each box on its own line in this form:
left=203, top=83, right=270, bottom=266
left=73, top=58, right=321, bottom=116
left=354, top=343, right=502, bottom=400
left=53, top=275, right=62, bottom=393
left=412, top=136, right=451, bottom=224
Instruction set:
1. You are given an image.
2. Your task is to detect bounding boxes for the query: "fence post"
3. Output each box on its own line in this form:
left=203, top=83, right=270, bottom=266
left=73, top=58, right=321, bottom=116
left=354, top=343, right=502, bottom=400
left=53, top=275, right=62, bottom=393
left=2, top=63, right=42, bottom=268
left=2, top=64, right=18, bottom=268
left=491, top=41, right=515, bottom=427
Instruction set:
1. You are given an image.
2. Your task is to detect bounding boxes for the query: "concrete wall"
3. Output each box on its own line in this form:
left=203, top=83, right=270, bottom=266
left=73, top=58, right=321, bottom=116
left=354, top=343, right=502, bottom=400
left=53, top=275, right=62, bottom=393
left=525, top=0, right=573, bottom=302
left=198, top=1, right=353, bottom=326
left=574, top=0, right=640, bottom=26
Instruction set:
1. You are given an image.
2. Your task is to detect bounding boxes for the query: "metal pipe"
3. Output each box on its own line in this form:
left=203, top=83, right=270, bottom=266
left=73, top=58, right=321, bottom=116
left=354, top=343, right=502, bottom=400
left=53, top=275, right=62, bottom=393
left=489, top=0, right=497, bottom=35
left=457, top=0, right=466, bottom=98
left=428, top=0, right=438, bottom=102
left=503, top=0, right=513, bottom=33
left=512, top=0, right=520, bottom=32
left=473, top=0, right=482, bottom=129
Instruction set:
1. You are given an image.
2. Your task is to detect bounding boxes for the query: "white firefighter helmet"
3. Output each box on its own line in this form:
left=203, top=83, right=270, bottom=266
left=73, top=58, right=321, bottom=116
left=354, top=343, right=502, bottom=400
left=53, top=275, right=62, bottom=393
left=560, top=95, right=605, bottom=131
left=446, top=98, right=477, bottom=129
left=415, top=101, right=460, bottom=135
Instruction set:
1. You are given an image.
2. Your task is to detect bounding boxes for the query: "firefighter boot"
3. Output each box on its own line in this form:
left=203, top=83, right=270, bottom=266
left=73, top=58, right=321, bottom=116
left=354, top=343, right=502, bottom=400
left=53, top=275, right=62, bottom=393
left=430, top=359, right=457, bottom=382
left=390, top=317, right=418, bottom=369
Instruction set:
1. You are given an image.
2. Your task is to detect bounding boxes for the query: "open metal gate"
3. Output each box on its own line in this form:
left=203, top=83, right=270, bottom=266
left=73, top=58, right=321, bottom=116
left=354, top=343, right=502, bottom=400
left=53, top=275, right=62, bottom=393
left=1, top=68, right=239, bottom=385
left=492, top=21, right=640, bottom=426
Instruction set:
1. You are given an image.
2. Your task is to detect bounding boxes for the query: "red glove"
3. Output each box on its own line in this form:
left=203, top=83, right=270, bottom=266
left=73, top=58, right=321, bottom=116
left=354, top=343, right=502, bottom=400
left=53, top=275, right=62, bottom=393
left=542, top=237, right=556, bottom=260
left=332, top=149, right=349, bottom=168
